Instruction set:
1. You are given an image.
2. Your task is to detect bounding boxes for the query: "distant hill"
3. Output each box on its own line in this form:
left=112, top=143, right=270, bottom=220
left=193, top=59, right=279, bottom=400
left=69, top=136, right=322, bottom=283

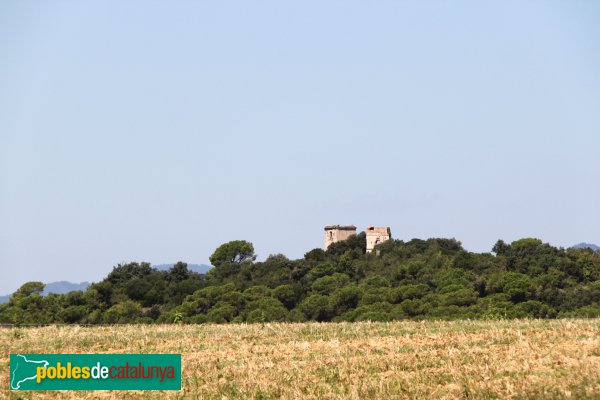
left=153, top=263, right=212, bottom=275
left=42, top=281, right=90, bottom=296
left=572, top=243, right=600, bottom=251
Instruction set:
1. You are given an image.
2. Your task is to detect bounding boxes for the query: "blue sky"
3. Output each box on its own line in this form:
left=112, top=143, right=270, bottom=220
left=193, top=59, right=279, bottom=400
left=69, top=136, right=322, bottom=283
left=1, top=1, right=599, bottom=294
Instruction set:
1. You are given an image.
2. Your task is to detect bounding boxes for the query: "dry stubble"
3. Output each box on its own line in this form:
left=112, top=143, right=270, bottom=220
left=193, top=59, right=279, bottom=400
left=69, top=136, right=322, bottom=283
left=2, top=319, right=600, bottom=399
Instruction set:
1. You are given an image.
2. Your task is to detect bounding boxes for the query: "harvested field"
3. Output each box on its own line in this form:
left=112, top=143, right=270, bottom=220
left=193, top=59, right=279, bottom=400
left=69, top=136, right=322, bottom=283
left=2, top=319, right=600, bottom=399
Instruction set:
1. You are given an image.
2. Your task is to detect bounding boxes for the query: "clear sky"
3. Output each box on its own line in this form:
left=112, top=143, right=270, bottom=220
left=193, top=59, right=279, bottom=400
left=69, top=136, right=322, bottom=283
left=1, top=1, right=599, bottom=295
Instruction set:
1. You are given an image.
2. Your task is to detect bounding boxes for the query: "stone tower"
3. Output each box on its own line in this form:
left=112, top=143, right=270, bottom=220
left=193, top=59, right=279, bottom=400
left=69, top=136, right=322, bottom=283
left=366, top=225, right=390, bottom=253
left=324, top=225, right=357, bottom=249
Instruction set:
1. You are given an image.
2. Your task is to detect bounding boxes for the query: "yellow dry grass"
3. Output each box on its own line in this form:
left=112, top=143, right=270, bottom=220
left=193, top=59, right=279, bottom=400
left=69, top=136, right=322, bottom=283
left=2, top=319, right=600, bottom=399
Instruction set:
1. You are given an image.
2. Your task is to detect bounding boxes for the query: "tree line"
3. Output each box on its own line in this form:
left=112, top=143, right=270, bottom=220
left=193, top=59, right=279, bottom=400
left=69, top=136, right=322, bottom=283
left=2, top=235, right=600, bottom=325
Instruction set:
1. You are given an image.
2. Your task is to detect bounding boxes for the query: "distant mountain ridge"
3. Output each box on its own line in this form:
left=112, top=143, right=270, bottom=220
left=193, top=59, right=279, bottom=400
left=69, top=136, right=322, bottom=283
left=0, top=263, right=212, bottom=304
left=153, top=263, right=212, bottom=275
left=42, top=281, right=90, bottom=296
left=572, top=243, right=600, bottom=251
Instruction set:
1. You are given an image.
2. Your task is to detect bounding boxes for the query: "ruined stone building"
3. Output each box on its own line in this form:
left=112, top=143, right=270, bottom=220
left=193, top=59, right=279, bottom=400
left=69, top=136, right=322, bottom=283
left=324, top=224, right=390, bottom=253
left=324, top=225, right=357, bottom=249
left=366, top=225, right=390, bottom=253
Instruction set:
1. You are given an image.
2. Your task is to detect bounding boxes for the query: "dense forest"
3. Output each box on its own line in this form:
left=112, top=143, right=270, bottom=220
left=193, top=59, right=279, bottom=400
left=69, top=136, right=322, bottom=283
left=2, top=234, right=600, bottom=325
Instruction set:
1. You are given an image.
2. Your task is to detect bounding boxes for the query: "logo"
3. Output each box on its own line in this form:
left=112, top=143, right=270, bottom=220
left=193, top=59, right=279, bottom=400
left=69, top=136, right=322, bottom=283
left=10, top=354, right=181, bottom=390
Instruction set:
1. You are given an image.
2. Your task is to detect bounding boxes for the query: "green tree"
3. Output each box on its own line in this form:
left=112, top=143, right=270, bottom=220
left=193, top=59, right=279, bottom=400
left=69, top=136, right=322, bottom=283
left=400, top=299, right=428, bottom=317
left=397, top=284, right=430, bottom=301
left=245, top=298, right=288, bottom=322
left=209, top=240, right=256, bottom=267
left=310, top=273, right=350, bottom=295
left=102, top=300, right=142, bottom=323
left=207, top=304, right=238, bottom=323
left=305, top=263, right=336, bottom=282
left=273, top=284, right=299, bottom=309
left=11, top=281, right=45, bottom=301
left=304, top=248, right=326, bottom=262
left=492, top=240, right=510, bottom=256
left=298, top=294, right=332, bottom=321
left=491, top=272, right=536, bottom=303
left=167, top=262, right=190, bottom=282
left=329, top=285, right=362, bottom=316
